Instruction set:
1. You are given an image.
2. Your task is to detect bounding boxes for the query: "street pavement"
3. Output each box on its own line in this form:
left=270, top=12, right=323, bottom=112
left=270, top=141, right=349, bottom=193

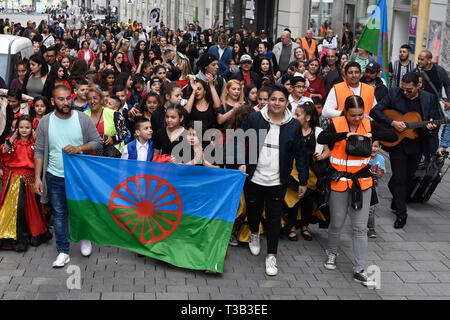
left=1, top=152, right=450, bottom=300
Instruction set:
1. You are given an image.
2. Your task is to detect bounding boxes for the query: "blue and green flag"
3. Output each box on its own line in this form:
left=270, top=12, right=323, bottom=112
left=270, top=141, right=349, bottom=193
left=355, top=0, right=389, bottom=85
left=63, top=154, right=245, bottom=273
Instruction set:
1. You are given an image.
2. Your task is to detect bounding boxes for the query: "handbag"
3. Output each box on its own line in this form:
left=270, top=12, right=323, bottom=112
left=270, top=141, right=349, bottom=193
left=345, top=134, right=372, bottom=158
left=99, top=144, right=122, bottom=158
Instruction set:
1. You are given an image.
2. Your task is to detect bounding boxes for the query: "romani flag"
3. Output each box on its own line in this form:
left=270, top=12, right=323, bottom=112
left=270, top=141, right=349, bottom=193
left=63, top=154, right=245, bottom=273
left=355, top=0, right=389, bottom=86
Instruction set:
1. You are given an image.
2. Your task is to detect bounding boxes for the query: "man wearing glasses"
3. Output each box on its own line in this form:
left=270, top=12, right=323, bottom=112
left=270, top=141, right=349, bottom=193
left=288, top=76, right=312, bottom=114
left=370, top=72, right=440, bottom=229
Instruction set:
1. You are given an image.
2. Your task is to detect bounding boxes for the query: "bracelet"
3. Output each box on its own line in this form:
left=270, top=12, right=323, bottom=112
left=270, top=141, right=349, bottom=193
left=78, top=146, right=82, bottom=153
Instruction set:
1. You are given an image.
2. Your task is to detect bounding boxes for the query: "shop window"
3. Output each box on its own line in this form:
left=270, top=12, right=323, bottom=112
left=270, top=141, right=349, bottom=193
left=355, top=0, right=377, bottom=36
left=310, top=0, right=334, bottom=38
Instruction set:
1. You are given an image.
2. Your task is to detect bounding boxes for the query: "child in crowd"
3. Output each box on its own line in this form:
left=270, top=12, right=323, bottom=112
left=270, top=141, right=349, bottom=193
left=121, top=117, right=154, bottom=162
left=244, top=84, right=258, bottom=109
left=105, top=95, right=121, bottom=111
left=148, top=76, right=162, bottom=95
left=151, top=82, right=183, bottom=134
left=128, top=92, right=161, bottom=137
left=368, top=140, right=385, bottom=238
left=100, top=69, right=115, bottom=93
left=85, top=70, right=99, bottom=87
left=254, top=87, right=271, bottom=112
left=286, top=102, right=329, bottom=241
left=72, top=79, right=90, bottom=111
left=29, top=96, right=52, bottom=131
left=153, top=104, right=186, bottom=163
left=0, top=115, right=52, bottom=252
left=311, top=96, right=328, bottom=130
left=129, top=76, right=146, bottom=107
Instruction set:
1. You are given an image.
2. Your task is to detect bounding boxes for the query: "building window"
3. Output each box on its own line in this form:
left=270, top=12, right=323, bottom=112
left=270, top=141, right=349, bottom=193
left=355, top=0, right=377, bottom=36
left=310, top=0, right=334, bottom=38
left=395, top=0, right=411, bottom=6
left=224, top=0, right=236, bottom=29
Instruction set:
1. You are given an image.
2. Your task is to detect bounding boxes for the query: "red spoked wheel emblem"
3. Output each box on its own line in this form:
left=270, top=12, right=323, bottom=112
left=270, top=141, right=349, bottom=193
left=108, top=175, right=183, bottom=244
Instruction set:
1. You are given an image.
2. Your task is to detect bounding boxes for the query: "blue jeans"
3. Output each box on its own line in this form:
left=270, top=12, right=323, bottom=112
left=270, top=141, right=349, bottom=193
left=46, top=173, right=70, bottom=254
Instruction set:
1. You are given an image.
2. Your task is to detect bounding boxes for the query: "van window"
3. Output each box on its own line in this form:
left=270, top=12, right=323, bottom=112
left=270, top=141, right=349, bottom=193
left=2, top=52, right=22, bottom=86
left=0, top=54, right=8, bottom=83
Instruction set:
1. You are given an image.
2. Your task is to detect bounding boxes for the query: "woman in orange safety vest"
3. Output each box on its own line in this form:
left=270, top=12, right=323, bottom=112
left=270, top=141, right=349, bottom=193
left=317, top=95, right=396, bottom=286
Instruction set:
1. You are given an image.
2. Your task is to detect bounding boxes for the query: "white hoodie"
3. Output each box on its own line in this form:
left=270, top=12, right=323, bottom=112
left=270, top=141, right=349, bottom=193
left=251, top=105, right=293, bottom=186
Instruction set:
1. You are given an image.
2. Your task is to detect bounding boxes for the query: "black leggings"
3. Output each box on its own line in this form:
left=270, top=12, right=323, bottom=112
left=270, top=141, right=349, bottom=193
left=244, top=179, right=286, bottom=255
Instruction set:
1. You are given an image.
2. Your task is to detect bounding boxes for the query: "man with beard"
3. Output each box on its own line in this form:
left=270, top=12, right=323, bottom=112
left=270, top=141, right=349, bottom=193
left=370, top=72, right=440, bottom=229
left=416, top=50, right=450, bottom=112
left=361, top=62, right=388, bottom=103
left=34, top=86, right=102, bottom=268
left=389, top=45, right=417, bottom=89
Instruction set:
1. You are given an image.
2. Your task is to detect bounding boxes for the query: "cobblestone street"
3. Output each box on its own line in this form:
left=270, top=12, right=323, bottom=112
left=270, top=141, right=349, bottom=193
left=1, top=154, right=449, bottom=300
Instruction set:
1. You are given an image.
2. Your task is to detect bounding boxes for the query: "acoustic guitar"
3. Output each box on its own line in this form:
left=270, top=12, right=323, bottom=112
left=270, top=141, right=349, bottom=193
left=380, top=110, right=450, bottom=147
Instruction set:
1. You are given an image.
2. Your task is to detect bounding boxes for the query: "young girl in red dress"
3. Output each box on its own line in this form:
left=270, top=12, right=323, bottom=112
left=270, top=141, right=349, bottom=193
left=0, top=115, right=51, bottom=252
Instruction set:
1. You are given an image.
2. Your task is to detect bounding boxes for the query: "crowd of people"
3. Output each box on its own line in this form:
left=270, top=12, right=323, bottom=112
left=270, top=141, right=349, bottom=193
left=0, top=15, right=449, bottom=286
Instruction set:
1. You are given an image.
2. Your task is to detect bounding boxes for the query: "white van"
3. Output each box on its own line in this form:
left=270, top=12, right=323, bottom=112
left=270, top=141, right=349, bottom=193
left=0, top=35, right=34, bottom=86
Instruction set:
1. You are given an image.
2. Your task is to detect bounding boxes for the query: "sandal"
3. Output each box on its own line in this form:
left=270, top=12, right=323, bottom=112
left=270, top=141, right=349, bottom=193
left=301, top=228, right=313, bottom=241
left=288, top=230, right=298, bottom=241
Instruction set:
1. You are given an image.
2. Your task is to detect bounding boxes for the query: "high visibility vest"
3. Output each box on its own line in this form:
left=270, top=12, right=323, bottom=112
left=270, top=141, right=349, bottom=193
left=329, top=116, right=373, bottom=192
left=334, top=82, right=375, bottom=115
left=85, top=107, right=117, bottom=137
left=301, top=37, right=317, bottom=60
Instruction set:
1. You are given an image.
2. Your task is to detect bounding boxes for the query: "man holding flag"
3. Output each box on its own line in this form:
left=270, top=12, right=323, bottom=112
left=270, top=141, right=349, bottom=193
left=34, top=86, right=103, bottom=268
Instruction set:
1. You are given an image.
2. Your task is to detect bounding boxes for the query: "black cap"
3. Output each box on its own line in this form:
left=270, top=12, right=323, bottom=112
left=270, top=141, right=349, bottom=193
left=365, top=61, right=381, bottom=73
left=196, top=53, right=218, bottom=71
left=260, top=29, right=267, bottom=35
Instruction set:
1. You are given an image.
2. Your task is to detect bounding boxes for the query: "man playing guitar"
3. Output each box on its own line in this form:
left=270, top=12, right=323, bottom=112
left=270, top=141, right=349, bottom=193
left=370, top=72, right=441, bottom=229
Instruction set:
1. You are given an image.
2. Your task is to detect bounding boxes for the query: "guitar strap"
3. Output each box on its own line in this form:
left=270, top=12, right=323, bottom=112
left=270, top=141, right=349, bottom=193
left=419, top=70, right=446, bottom=119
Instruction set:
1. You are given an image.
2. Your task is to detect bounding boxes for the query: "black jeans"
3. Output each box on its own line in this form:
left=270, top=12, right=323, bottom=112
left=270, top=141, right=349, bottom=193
left=244, top=179, right=286, bottom=255
left=388, top=147, right=422, bottom=216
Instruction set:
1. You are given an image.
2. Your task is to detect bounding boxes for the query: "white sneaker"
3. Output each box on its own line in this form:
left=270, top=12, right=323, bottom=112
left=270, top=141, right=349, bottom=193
left=249, top=233, right=260, bottom=256
left=52, top=253, right=70, bottom=268
left=80, top=240, right=92, bottom=257
left=265, top=256, right=278, bottom=276
left=324, top=250, right=337, bottom=270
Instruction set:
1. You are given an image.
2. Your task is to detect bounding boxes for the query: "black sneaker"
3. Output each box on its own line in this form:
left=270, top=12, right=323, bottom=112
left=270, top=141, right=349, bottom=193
left=367, top=229, right=377, bottom=238
left=353, top=271, right=369, bottom=286
left=394, top=215, right=407, bottom=229
left=229, top=233, right=239, bottom=247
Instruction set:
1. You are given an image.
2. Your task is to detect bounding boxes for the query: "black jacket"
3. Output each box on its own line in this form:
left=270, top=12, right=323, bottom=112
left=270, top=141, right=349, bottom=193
left=236, top=110, right=309, bottom=186
left=231, top=69, right=261, bottom=88
left=361, top=77, right=388, bottom=103
left=370, top=88, right=441, bottom=156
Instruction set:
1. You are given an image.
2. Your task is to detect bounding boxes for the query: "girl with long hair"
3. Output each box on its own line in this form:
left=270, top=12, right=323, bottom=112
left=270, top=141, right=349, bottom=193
left=217, top=80, right=244, bottom=127
left=22, top=54, right=48, bottom=98
left=0, top=115, right=52, bottom=252
left=42, top=62, right=71, bottom=100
